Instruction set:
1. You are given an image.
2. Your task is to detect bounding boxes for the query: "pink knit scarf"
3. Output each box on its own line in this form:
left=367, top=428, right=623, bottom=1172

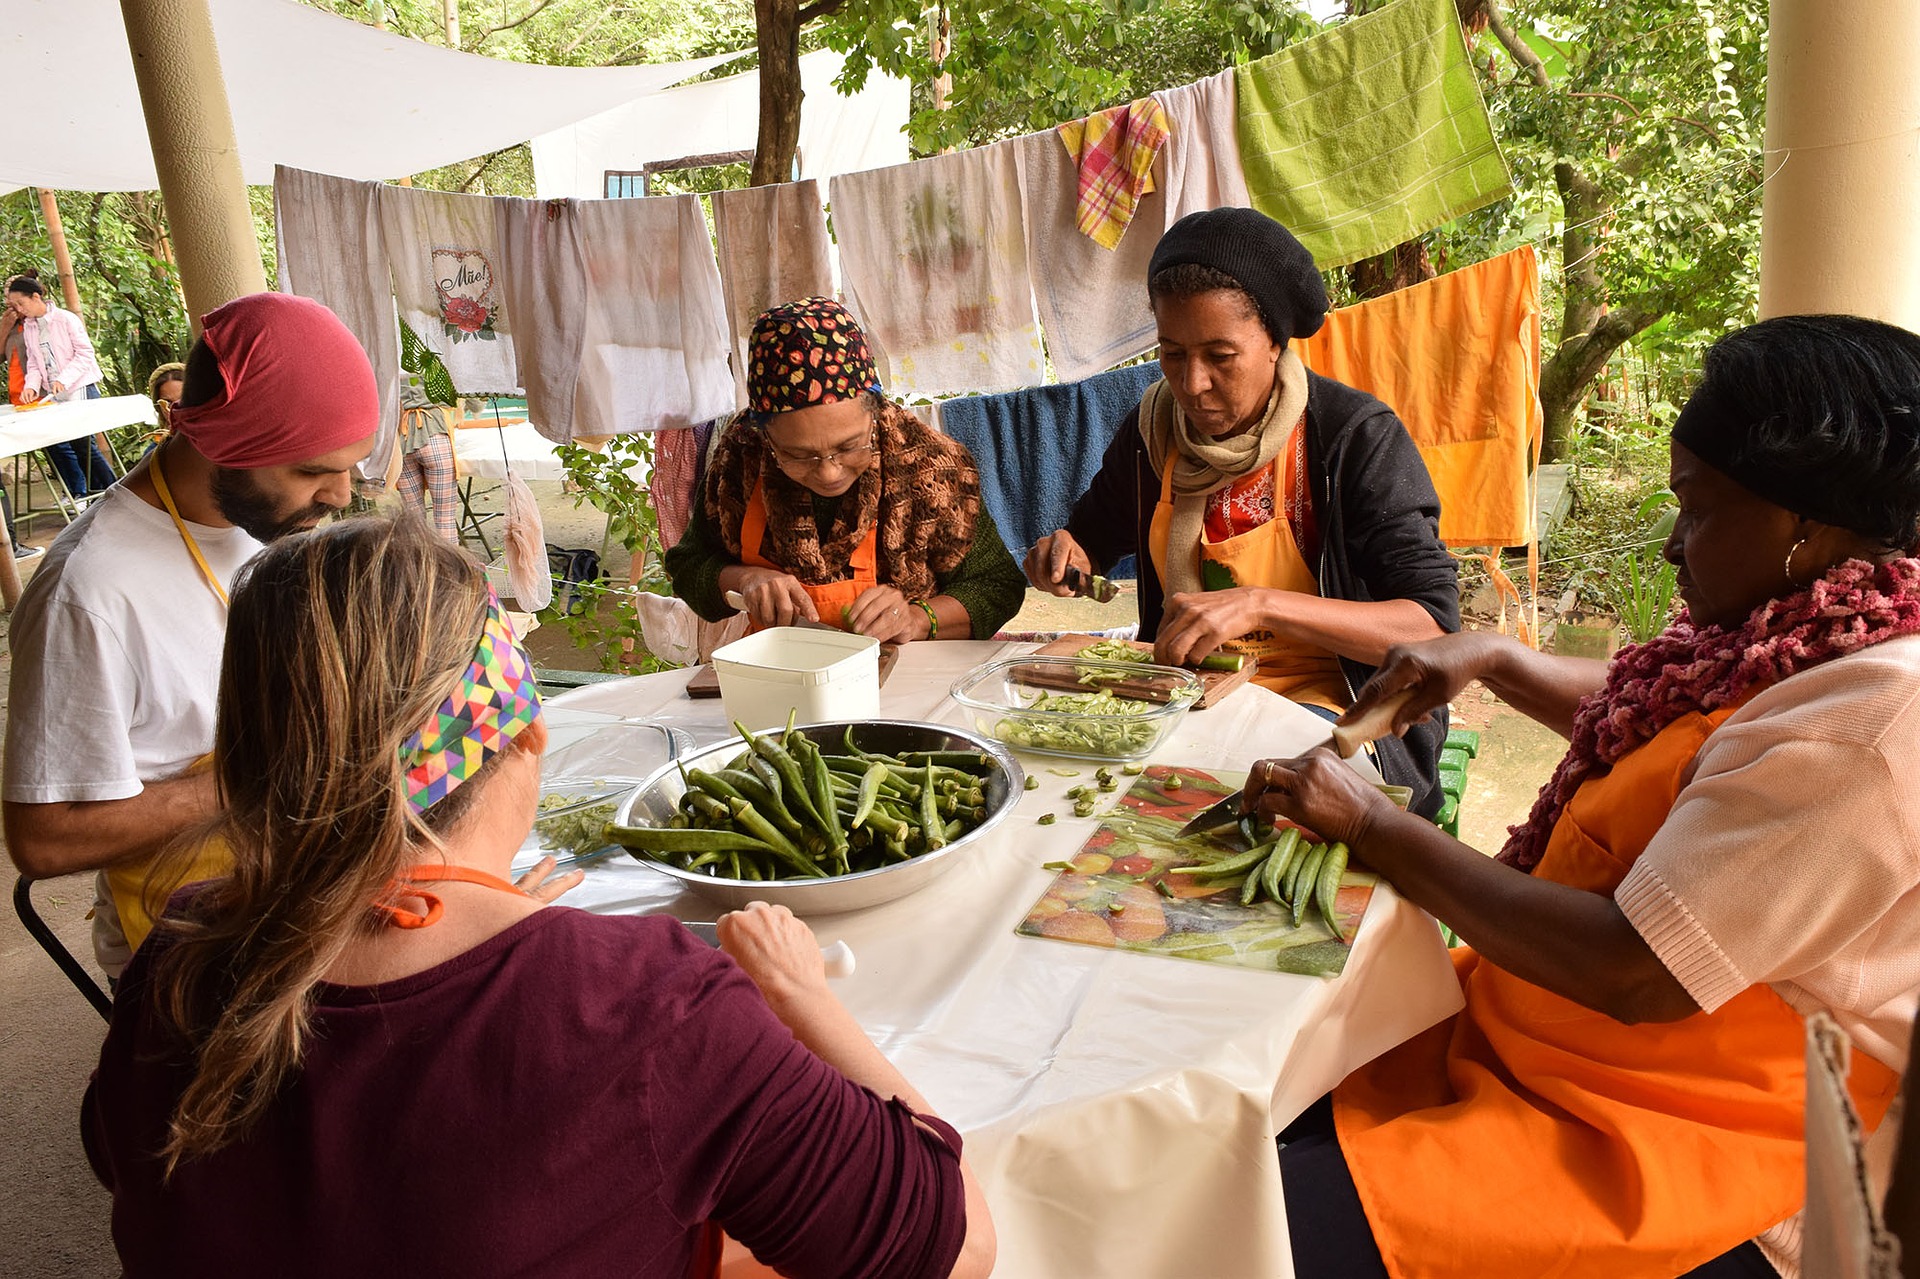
left=1499, top=557, right=1920, bottom=872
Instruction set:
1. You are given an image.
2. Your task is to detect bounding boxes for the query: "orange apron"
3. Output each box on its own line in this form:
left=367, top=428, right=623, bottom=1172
left=739, top=479, right=877, bottom=633
left=1331, top=708, right=1902, bottom=1278
left=1146, top=452, right=1348, bottom=711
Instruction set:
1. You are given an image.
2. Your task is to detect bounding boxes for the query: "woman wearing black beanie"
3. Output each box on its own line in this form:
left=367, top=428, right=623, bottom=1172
left=1025, top=208, right=1458, bottom=816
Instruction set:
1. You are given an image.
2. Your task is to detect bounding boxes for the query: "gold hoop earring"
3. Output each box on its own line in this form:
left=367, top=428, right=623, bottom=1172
left=1783, top=537, right=1808, bottom=586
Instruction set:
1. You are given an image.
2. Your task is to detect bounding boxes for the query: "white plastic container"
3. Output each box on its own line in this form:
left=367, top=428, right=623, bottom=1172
left=710, top=627, right=880, bottom=730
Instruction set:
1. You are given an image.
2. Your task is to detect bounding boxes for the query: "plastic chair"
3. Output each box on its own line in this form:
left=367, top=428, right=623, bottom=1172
left=13, top=876, right=112, bottom=1021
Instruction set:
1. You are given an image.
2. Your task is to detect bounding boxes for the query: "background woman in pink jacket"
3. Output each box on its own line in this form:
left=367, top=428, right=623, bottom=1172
left=5, top=270, right=116, bottom=499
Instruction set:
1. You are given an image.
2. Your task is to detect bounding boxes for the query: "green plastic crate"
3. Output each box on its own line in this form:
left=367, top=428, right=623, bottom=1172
left=1443, top=727, right=1481, bottom=758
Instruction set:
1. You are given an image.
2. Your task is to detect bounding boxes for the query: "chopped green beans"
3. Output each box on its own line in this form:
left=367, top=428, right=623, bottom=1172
left=1024, top=775, right=1040, bottom=791
left=1038, top=813, right=1058, bottom=826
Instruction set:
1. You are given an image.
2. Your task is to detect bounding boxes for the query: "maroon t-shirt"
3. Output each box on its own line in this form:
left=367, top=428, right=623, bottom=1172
left=84, top=909, right=966, bottom=1278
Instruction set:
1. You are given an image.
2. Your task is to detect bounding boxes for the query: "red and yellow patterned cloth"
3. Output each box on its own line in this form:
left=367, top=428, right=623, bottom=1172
left=1202, top=411, right=1314, bottom=555
left=1057, top=97, right=1172, bottom=250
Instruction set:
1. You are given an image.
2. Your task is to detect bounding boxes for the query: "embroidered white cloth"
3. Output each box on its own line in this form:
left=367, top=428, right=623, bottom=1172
left=1013, top=129, right=1163, bottom=383
left=379, top=185, right=521, bottom=397
left=830, top=139, right=1044, bottom=399
left=492, top=196, right=588, bottom=441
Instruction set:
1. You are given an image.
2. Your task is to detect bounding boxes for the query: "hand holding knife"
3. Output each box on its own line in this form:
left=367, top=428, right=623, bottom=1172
left=1061, top=566, right=1119, bottom=603
left=1174, top=687, right=1425, bottom=836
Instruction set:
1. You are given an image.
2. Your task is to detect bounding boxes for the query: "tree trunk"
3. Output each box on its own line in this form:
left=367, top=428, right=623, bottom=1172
left=750, top=0, right=803, bottom=187
left=1536, top=160, right=1662, bottom=462
left=1347, top=239, right=1438, bottom=299
left=442, top=0, right=460, bottom=48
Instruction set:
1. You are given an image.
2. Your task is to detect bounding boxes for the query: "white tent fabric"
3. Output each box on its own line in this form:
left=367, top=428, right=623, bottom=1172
left=528, top=50, right=909, bottom=199
left=2, top=0, right=743, bottom=192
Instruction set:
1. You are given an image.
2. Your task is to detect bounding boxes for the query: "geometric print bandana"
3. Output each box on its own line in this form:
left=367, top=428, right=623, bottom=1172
left=399, top=586, right=542, bottom=816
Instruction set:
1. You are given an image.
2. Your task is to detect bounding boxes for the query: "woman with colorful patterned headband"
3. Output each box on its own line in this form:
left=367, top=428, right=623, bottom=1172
left=665, top=297, right=1027, bottom=641
left=82, top=516, right=993, bottom=1278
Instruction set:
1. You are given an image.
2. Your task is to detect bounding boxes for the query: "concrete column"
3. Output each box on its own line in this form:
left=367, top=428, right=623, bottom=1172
left=117, top=0, right=266, bottom=326
left=1759, top=0, right=1920, bottom=328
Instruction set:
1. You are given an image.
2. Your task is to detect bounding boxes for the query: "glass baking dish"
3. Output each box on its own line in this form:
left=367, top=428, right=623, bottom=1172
left=949, top=655, right=1202, bottom=762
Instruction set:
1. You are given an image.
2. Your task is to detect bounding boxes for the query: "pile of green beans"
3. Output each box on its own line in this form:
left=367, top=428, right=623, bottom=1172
left=608, top=718, right=998, bottom=881
left=1168, top=828, right=1350, bottom=931
left=992, top=688, right=1171, bottom=757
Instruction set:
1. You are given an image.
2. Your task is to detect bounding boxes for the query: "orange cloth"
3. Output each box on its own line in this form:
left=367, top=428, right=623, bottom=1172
left=1296, top=246, right=1540, bottom=548
left=1331, top=708, right=1902, bottom=1278
left=740, top=478, right=876, bottom=632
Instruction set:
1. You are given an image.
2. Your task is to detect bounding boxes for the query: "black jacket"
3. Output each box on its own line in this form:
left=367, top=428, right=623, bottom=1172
left=1066, top=372, right=1459, bottom=817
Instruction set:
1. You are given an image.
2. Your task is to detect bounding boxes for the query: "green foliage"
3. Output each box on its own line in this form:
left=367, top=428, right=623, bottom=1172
left=0, top=190, right=192, bottom=396
left=1603, top=549, right=1680, bottom=642
left=545, top=432, right=678, bottom=672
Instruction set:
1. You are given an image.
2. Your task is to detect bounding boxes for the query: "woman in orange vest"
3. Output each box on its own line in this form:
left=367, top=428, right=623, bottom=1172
left=666, top=297, right=1026, bottom=642
left=1248, top=315, right=1920, bottom=1279
left=1027, top=209, right=1459, bottom=816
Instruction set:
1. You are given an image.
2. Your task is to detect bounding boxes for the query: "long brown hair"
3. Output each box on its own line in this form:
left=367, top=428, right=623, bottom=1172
left=144, top=515, right=494, bottom=1176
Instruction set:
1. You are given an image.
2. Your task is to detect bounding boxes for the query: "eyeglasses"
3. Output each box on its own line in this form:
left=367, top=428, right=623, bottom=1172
left=767, top=431, right=879, bottom=474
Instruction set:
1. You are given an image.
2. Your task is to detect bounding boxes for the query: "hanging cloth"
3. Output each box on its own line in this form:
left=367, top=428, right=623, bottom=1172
left=1331, top=710, right=1902, bottom=1279
left=830, top=140, right=1044, bottom=398
left=1235, top=0, right=1511, bottom=268
left=1155, top=68, right=1253, bottom=220
left=739, top=478, right=879, bottom=632
left=379, top=184, right=522, bottom=396
left=710, top=181, right=835, bottom=400
left=1056, top=97, right=1170, bottom=250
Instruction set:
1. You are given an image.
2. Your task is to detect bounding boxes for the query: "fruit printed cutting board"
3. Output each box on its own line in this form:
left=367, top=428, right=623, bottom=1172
left=1014, top=764, right=1377, bottom=976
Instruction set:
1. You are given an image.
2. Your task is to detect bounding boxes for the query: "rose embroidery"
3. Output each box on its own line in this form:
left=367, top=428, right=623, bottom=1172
left=433, top=245, right=500, bottom=344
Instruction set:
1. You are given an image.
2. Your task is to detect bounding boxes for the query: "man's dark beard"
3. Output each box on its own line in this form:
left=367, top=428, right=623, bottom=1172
left=209, top=467, right=335, bottom=542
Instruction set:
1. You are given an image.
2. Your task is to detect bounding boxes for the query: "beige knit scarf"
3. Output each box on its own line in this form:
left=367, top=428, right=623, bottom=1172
left=1138, top=349, right=1308, bottom=596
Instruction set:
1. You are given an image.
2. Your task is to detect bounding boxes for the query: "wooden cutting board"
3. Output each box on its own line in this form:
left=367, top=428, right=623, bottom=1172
left=686, top=643, right=901, bottom=699
left=1023, top=634, right=1254, bottom=709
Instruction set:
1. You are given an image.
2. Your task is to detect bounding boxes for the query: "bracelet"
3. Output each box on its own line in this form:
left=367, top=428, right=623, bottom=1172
left=911, top=597, right=938, bottom=640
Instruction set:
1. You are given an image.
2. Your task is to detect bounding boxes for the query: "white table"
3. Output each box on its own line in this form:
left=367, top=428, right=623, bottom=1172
left=0, top=394, right=155, bottom=461
left=450, top=420, right=569, bottom=483
left=534, top=640, right=1464, bottom=1279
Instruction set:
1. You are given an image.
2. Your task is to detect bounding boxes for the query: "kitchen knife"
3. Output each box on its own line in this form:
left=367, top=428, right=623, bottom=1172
left=723, top=589, right=844, bottom=632
left=682, top=920, right=857, bottom=979
left=1061, top=565, right=1119, bottom=603
left=1173, top=688, right=1425, bottom=837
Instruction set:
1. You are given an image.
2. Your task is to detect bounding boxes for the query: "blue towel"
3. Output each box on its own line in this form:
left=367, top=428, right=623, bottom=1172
left=939, top=362, right=1162, bottom=572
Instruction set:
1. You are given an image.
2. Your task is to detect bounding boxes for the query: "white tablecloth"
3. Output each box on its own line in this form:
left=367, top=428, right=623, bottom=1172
left=450, top=421, right=568, bottom=482
left=536, top=640, right=1464, bottom=1279
left=0, top=395, right=155, bottom=461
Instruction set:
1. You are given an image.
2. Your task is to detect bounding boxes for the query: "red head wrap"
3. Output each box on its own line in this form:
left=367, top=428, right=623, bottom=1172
left=169, top=294, right=379, bottom=469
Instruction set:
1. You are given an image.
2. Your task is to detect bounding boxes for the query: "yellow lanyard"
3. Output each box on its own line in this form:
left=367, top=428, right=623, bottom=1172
left=149, top=454, right=230, bottom=609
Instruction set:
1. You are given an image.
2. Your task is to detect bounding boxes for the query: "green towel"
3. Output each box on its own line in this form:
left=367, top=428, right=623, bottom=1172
left=1236, top=0, right=1511, bottom=268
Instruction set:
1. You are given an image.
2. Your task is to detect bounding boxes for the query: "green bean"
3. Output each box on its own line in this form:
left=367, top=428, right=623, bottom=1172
left=727, top=800, right=827, bottom=878
left=1024, top=774, right=1040, bottom=791
left=850, top=761, right=888, bottom=830
left=1315, top=842, right=1349, bottom=936
left=686, top=768, right=748, bottom=808
left=1291, top=844, right=1328, bottom=927
left=919, top=762, right=947, bottom=850
left=739, top=720, right=824, bottom=832
left=606, top=824, right=779, bottom=854
left=1263, top=828, right=1301, bottom=905
left=1239, top=848, right=1271, bottom=906
left=1279, top=836, right=1316, bottom=910
left=1167, top=841, right=1275, bottom=878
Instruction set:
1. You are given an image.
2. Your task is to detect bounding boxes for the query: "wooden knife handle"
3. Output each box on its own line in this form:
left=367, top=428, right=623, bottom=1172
left=1328, top=687, right=1422, bottom=759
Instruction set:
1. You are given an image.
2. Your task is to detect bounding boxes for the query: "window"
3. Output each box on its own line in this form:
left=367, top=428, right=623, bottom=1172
left=603, top=171, right=647, bottom=199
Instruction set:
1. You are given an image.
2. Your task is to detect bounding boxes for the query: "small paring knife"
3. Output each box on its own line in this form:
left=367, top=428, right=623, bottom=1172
left=1172, top=688, right=1424, bottom=837
left=1061, top=565, right=1119, bottom=603
left=682, top=920, right=857, bottom=979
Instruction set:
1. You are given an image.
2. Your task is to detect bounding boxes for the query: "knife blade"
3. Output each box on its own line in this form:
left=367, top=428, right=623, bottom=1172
left=1172, top=688, right=1424, bottom=837
left=1061, top=565, right=1119, bottom=603
left=681, top=920, right=857, bottom=979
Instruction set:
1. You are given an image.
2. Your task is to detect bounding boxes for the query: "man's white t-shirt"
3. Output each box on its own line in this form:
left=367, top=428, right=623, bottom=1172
left=4, top=483, right=262, bottom=969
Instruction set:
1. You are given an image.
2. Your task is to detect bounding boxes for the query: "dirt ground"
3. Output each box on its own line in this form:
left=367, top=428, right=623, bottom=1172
left=0, top=480, right=1560, bottom=1276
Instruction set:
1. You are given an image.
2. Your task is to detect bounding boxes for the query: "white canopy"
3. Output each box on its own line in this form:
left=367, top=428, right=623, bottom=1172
left=529, top=49, right=909, bottom=198
left=3, top=0, right=746, bottom=192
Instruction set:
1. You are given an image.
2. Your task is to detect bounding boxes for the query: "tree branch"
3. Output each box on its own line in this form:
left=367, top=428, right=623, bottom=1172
left=1476, top=0, right=1548, bottom=88
left=474, top=0, right=560, bottom=42
left=795, top=0, right=847, bottom=25
left=1567, top=90, right=1641, bottom=115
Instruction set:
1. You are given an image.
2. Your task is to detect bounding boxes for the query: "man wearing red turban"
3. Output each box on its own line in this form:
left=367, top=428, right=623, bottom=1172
left=4, top=292, right=378, bottom=978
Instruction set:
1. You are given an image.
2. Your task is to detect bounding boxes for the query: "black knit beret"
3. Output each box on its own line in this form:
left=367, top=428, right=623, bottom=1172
left=1147, top=208, right=1329, bottom=346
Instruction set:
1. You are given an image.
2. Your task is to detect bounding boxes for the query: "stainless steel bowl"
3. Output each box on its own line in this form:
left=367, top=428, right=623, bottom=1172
left=612, top=719, right=1026, bottom=915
